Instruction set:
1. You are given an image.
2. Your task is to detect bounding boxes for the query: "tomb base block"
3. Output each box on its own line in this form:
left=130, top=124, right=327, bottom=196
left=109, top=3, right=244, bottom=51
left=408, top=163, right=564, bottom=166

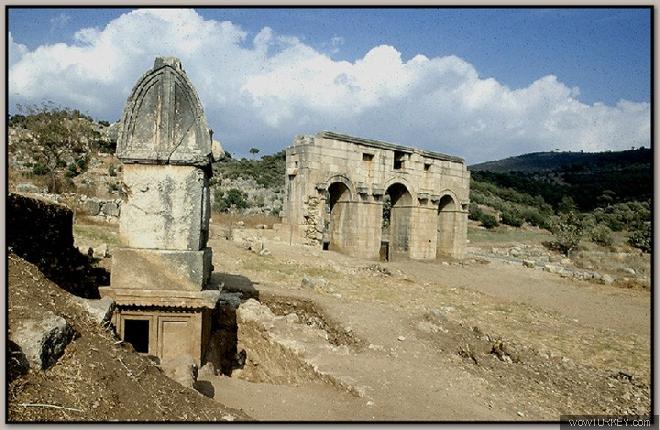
left=110, top=247, right=212, bottom=292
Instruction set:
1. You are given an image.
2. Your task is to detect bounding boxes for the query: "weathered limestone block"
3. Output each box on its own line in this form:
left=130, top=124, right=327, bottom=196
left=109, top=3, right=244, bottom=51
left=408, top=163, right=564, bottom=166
left=10, top=311, right=74, bottom=370
left=73, top=297, right=116, bottom=325
left=162, top=354, right=198, bottom=389
left=102, top=201, right=120, bottom=217
left=110, top=247, right=212, bottom=291
left=117, top=57, right=212, bottom=166
left=119, top=164, right=207, bottom=250
left=85, top=199, right=101, bottom=216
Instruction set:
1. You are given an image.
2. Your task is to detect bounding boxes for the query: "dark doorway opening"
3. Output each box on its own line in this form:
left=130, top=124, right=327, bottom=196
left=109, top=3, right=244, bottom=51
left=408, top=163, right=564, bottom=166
left=327, top=182, right=352, bottom=252
left=379, top=240, right=390, bottom=261
left=124, top=319, right=149, bottom=353
left=384, top=183, right=412, bottom=260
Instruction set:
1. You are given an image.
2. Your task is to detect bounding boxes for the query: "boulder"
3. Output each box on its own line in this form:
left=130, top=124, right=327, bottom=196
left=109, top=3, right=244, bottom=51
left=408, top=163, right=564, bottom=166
left=162, top=354, right=198, bottom=389
left=211, top=139, right=225, bottom=161
left=74, top=297, right=115, bottom=325
left=102, top=201, right=120, bottom=217
left=522, top=259, right=535, bottom=268
left=85, top=199, right=101, bottom=216
left=301, top=275, right=327, bottom=290
left=16, top=183, right=40, bottom=193
left=10, top=312, right=74, bottom=369
left=93, top=243, right=109, bottom=259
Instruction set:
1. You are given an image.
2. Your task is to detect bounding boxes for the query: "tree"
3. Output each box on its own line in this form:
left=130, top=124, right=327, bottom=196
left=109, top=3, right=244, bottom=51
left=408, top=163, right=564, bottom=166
left=16, top=102, right=98, bottom=192
left=550, top=211, right=585, bottom=256
left=249, top=147, right=260, bottom=159
left=557, top=196, right=576, bottom=213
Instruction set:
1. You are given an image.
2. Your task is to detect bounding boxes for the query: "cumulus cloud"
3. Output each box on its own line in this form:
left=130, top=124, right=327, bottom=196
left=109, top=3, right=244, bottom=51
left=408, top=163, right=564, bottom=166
left=8, top=8, right=649, bottom=162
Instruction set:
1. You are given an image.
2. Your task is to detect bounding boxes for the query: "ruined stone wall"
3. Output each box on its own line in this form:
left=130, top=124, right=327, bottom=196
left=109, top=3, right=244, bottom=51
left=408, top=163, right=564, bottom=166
left=282, top=132, right=470, bottom=260
left=8, top=193, right=108, bottom=298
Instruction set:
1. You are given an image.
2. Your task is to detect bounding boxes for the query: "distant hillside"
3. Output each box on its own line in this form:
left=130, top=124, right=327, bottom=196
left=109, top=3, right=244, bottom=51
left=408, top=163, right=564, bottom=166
left=469, top=148, right=651, bottom=211
left=469, top=148, right=650, bottom=173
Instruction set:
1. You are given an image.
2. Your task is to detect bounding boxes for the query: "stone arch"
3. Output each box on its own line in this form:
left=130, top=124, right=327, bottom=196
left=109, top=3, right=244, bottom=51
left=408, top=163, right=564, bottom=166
left=326, top=178, right=354, bottom=253
left=383, top=182, right=413, bottom=260
left=437, top=191, right=459, bottom=258
left=325, top=174, right=356, bottom=198
left=384, top=176, right=415, bottom=202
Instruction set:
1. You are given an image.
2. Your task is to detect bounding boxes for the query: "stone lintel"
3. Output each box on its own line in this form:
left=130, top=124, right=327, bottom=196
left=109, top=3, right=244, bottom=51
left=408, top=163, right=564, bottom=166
left=372, top=187, right=385, bottom=196
left=110, top=247, right=212, bottom=292
left=119, top=154, right=212, bottom=167
left=99, top=287, right=221, bottom=309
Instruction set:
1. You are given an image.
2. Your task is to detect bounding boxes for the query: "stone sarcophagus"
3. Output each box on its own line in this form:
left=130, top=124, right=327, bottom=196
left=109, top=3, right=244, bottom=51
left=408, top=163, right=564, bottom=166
left=100, top=57, right=222, bottom=367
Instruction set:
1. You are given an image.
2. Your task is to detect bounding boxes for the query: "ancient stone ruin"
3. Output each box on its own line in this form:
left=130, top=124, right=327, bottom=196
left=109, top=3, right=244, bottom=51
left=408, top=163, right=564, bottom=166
left=100, top=57, right=223, bottom=367
left=278, top=131, right=470, bottom=260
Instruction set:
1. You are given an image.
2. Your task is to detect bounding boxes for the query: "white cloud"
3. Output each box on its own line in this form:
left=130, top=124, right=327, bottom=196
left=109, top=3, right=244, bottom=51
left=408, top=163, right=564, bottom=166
left=49, top=12, right=71, bottom=31
left=8, top=32, right=28, bottom=69
left=8, top=8, right=650, bottom=162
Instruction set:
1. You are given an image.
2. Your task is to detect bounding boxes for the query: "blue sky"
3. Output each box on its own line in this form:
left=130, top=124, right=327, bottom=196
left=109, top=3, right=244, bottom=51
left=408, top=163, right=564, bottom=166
left=8, top=7, right=651, bottom=162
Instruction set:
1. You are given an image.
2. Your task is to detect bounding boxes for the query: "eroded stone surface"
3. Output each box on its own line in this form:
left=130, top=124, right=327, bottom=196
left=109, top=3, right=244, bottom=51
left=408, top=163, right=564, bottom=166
left=117, top=57, right=212, bottom=165
left=10, top=311, right=74, bottom=370
left=119, top=164, right=208, bottom=250
left=110, top=247, right=212, bottom=291
left=105, top=57, right=218, bottom=370
left=280, top=131, right=469, bottom=260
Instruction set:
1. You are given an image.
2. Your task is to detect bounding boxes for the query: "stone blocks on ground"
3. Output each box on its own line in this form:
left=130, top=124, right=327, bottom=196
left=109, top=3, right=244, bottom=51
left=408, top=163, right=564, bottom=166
left=10, top=311, right=74, bottom=370
left=110, top=247, right=212, bottom=291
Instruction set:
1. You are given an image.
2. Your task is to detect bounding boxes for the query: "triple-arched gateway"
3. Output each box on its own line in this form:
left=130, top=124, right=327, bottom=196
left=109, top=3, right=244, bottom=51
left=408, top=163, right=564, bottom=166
left=278, top=131, right=470, bottom=261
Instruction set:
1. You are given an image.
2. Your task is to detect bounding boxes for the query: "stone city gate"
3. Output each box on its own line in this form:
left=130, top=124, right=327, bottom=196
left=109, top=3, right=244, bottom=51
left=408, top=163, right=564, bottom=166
left=279, top=131, right=470, bottom=260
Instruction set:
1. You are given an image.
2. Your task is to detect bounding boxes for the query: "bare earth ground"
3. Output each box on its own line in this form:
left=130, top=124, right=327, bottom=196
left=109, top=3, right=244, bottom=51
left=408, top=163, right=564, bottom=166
left=64, top=220, right=651, bottom=421
left=7, top=254, right=248, bottom=422
left=206, top=223, right=651, bottom=421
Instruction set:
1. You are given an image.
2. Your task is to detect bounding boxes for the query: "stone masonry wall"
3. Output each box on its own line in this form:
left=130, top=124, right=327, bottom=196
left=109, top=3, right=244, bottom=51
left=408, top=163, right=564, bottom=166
left=282, top=132, right=470, bottom=260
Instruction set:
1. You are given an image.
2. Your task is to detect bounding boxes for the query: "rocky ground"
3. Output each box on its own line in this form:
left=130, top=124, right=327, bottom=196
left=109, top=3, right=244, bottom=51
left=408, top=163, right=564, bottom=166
left=7, top=253, right=249, bottom=422
left=200, top=221, right=651, bottom=420
left=55, top=217, right=651, bottom=421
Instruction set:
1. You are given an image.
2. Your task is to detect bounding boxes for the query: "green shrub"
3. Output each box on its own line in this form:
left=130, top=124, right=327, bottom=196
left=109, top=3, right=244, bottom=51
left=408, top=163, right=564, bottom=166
left=628, top=222, right=651, bottom=253
left=550, top=211, right=585, bottom=256
left=520, top=207, right=549, bottom=229
left=32, top=163, right=49, bottom=176
left=590, top=224, right=614, bottom=247
left=500, top=209, right=524, bottom=227
left=214, top=188, right=248, bottom=212
left=468, top=204, right=484, bottom=221
left=65, top=162, right=78, bottom=178
left=108, top=165, right=117, bottom=177
left=480, top=214, right=499, bottom=229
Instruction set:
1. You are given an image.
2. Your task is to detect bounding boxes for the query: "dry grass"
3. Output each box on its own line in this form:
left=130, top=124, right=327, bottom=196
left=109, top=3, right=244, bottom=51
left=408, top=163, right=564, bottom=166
left=73, top=224, right=120, bottom=246
left=211, top=212, right=280, bottom=228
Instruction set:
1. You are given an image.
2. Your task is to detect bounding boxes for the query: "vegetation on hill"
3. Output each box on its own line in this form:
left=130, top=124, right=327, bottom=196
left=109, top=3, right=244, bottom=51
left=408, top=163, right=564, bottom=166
left=468, top=148, right=652, bottom=254
left=9, top=104, right=115, bottom=193
left=212, top=150, right=286, bottom=190
left=470, top=148, right=651, bottom=211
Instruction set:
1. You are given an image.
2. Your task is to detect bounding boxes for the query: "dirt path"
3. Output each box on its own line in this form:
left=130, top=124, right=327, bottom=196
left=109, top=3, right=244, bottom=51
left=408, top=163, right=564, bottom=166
left=200, top=231, right=651, bottom=421
left=392, top=259, right=650, bottom=339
